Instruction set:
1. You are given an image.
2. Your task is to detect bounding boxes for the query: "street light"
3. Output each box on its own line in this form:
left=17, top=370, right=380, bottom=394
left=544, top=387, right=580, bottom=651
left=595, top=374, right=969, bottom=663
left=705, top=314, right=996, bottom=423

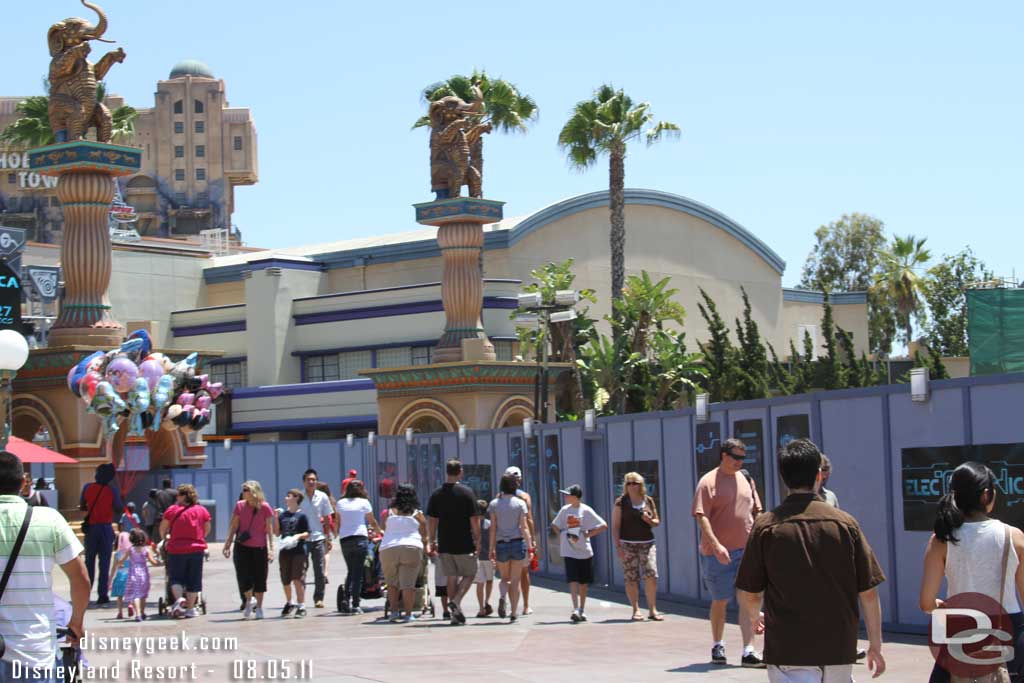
left=0, top=329, right=30, bottom=448
left=513, top=288, right=582, bottom=424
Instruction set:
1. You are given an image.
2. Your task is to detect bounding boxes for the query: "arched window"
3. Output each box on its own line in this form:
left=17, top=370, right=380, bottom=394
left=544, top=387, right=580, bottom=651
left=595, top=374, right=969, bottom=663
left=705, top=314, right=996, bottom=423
left=194, top=99, right=204, bottom=114
left=173, top=100, right=183, bottom=114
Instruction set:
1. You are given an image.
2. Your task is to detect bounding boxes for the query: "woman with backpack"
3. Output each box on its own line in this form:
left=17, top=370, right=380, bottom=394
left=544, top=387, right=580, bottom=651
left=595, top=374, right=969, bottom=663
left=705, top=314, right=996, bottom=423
left=920, top=461, right=1024, bottom=682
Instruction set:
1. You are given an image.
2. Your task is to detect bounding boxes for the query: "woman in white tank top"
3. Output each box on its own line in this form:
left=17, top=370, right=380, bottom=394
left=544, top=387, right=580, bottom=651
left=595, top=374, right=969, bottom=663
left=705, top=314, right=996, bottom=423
left=920, top=461, right=1024, bottom=682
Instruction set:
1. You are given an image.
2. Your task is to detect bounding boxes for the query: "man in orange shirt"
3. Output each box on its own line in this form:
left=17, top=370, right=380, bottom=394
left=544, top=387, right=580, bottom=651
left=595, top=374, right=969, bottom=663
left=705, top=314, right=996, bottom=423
left=692, top=437, right=764, bottom=668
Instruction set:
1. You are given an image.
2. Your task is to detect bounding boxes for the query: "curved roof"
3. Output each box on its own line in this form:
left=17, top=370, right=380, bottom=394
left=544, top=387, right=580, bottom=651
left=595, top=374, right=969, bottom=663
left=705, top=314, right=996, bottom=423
left=506, top=189, right=786, bottom=274
left=169, top=59, right=214, bottom=80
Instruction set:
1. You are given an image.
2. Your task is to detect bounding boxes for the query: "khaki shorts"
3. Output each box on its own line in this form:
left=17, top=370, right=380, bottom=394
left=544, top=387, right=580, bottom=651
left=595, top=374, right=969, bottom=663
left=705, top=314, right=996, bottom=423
left=474, top=559, right=495, bottom=584
left=381, top=546, right=423, bottom=590
left=439, top=552, right=477, bottom=579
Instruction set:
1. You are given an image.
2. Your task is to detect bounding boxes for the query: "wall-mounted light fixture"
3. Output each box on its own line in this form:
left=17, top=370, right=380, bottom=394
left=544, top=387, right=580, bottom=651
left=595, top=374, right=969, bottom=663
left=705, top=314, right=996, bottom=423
left=910, top=368, right=930, bottom=402
left=584, top=409, right=596, bottom=432
left=223, top=438, right=232, bottom=451
left=405, top=427, right=414, bottom=444
left=695, top=393, right=710, bottom=422
left=367, top=431, right=376, bottom=447
left=523, top=418, right=533, bottom=438
left=458, top=424, right=467, bottom=443
left=346, top=433, right=354, bottom=447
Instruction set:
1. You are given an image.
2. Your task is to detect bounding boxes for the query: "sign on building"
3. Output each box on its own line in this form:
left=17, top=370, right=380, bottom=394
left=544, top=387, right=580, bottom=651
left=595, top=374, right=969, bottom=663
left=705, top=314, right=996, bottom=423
left=25, top=265, right=60, bottom=303
left=0, top=226, right=25, bottom=275
left=0, top=260, right=23, bottom=332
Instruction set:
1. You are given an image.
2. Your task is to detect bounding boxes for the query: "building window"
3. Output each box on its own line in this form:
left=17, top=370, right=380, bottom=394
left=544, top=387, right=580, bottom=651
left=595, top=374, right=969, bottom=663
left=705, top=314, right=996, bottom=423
left=376, top=347, right=411, bottom=368
left=339, top=350, right=372, bottom=379
left=233, top=136, right=243, bottom=151
left=494, top=340, right=515, bottom=361
left=6, top=173, right=14, bottom=184
left=173, top=100, right=183, bottom=114
left=174, top=121, right=184, bottom=134
left=174, top=169, right=185, bottom=181
left=196, top=191, right=209, bottom=206
left=195, top=121, right=205, bottom=134
left=412, top=346, right=431, bottom=366
left=195, top=168, right=206, bottom=181
left=304, top=354, right=340, bottom=383
left=174, top=192, right=187, bottom=205
left=194, top=99, right=204, bottom=114
left=209, top=361, right=246, bottom=388
left=174, top=145, right=184, bottom=158
left=195, top=145, right=205, bottom=158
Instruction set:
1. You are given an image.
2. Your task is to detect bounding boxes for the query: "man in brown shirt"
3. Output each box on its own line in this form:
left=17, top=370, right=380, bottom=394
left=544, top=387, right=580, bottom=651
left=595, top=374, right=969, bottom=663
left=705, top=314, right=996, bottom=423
left=736, top=438, right=887, bottom=682
left=692, top=437, right=764, bottom=667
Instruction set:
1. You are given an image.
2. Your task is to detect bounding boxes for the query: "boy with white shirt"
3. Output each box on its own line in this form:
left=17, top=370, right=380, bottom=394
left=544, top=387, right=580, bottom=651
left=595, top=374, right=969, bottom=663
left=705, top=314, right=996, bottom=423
left=550, top=485, right=607, bottom=622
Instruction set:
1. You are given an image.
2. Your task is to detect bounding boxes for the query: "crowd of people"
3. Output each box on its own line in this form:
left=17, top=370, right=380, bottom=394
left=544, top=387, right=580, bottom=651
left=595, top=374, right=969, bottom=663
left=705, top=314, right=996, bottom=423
left=2, top=437, right=1024, bottom=681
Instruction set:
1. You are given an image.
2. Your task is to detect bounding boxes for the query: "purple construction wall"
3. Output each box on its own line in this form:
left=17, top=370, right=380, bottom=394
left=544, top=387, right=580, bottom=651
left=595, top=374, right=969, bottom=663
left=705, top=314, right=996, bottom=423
left=195, top=372, right=1024, bottom=631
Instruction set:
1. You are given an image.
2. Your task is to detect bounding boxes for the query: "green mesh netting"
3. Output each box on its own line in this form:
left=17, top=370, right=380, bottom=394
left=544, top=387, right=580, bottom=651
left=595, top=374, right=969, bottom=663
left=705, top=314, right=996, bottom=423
left=968, top=288, right=1024, bottom=375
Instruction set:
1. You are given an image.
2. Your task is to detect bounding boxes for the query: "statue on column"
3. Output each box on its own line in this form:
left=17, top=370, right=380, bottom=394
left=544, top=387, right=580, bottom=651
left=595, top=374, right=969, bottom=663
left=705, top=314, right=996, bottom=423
left=429, top=84, right=491, bottom=199
left=47, top=0, right=126, bottom=143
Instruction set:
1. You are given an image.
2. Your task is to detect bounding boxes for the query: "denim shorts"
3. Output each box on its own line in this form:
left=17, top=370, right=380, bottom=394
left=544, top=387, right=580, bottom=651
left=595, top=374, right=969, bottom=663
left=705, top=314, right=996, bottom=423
left=495, top=538, right=526, bottom=563
left=700, top=548, right=744, bottom=601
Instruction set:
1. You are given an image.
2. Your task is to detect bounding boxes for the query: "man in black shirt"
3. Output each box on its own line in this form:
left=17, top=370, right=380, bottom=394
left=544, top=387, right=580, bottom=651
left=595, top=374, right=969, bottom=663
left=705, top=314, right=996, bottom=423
left=427, top=459, right=481, bottom=626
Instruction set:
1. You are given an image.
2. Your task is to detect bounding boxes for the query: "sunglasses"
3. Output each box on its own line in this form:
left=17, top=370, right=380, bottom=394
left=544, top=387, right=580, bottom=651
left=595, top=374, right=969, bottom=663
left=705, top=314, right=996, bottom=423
left=241, top=488, right=251, bottom=493
left=627, top=482, right=643, bottom=487
left=726, top=451, right=746, bottom=459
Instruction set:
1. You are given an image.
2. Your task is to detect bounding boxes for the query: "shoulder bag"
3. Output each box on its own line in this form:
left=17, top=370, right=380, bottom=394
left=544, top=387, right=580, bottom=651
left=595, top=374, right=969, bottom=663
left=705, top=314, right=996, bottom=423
left=950, top=524, right=1012, bottom=683
left=0, top=506, right=34, bottom=658
left=235, top=503, right=261, bottom=544
left=80, top=483, right=105, bottom=534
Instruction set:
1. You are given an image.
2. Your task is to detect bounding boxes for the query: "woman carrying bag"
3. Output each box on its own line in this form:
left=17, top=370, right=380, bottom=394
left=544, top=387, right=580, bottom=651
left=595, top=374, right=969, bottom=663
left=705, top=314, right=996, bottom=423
left=223, top=481, right=275, bottom=620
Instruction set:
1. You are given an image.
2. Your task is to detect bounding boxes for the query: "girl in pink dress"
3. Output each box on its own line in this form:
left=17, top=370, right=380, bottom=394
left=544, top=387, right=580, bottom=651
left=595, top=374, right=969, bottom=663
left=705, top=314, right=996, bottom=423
left=113, top=528, right=161, bottom=621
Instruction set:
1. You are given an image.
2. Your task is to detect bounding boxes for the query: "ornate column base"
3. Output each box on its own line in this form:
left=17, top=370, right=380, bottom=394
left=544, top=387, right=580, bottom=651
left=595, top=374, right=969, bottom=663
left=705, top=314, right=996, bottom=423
left=29, top=142, right=141, bottom=347
left=415, top=197, right=504, bottom=363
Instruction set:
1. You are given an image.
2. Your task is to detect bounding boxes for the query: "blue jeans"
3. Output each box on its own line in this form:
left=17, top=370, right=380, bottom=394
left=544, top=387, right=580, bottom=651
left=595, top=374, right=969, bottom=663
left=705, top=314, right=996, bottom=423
left=340, top=536, right=369, bottom=607
left=304, top=539, right=326, bottom=603
left=83, top=522, right=114, bottom=601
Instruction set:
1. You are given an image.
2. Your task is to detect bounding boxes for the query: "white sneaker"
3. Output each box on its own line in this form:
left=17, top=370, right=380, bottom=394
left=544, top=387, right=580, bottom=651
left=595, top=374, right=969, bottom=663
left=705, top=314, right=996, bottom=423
left=243, top=598, right=256, bottom=619
left=184, top=608, right=198, bottom=618
left=170, top=598, right=186, bottom=618
left=254, top=607, right=264, bottom=620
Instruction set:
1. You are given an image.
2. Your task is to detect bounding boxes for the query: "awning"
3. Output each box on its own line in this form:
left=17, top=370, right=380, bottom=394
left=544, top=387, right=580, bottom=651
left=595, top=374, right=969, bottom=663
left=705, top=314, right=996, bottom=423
left=6, top=436, right=78, bottom=464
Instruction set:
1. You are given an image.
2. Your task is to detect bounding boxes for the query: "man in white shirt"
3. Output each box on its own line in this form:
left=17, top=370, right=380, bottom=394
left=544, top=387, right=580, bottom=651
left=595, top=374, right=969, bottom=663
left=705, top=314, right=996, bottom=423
left=300, top=469, right=334, bottom=609
left=0, top=451, right=90, bottom=682
left=551, top=484, right=607, bottom=623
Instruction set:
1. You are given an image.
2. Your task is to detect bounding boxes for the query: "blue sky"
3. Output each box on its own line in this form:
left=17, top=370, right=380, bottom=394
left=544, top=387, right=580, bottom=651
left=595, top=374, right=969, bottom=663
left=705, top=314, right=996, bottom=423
left=9, top=1, right=1022, bottom=286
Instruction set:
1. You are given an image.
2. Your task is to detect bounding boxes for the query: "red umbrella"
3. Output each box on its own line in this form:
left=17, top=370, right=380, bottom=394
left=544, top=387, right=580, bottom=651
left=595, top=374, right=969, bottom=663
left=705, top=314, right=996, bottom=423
left=5, top=436, right=78, bottom=464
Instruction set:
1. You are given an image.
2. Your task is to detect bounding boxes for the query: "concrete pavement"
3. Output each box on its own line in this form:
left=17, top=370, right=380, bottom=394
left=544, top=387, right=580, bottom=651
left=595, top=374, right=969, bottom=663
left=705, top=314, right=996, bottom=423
left=61, top=543, right=934, bottom=682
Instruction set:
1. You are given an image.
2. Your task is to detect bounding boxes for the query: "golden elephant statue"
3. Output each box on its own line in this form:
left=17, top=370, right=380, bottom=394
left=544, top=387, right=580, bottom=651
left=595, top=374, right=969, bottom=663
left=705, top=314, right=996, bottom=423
left=47, top=0, right=126, bottom=143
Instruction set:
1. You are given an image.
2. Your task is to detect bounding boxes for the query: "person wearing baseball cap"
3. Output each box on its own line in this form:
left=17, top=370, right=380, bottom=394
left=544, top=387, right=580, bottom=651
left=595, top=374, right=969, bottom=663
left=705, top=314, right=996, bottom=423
left=551, top=484, right=607, bottom=622
left=497, top=466, right=538, bottom=616
left=341, top=470, right=359, bottom=496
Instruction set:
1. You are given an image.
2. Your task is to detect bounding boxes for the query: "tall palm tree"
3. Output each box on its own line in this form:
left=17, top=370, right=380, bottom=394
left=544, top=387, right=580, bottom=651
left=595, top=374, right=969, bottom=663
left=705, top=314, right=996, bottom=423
left=876, top=234, right=931, bottom=348
left=0, top=82, right=137, bottom=147
left=558, top=85, right=679, bottom=311
left=413, top=70, right=538, bottom=190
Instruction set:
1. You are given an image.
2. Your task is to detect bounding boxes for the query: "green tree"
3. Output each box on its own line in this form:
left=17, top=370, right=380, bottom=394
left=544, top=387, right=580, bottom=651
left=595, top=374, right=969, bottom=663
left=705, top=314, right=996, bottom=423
left=799, top=213, right=897, bottom=356
left=922, top=247, right=993, bottom=357
left=877, top=234, right=932, bottom=348
left=558, top=85, right=679, bottom=314
left=0, top=82, right=138, bottom=147
left=819, top=293, right=847, bottom=390
left=767, top=342, right=795, bottom=395
left=733, top=288, right=770, bottom=399
left=414, top=70, right=537, bottom=188
left=697, top=288, right=737, bottom=402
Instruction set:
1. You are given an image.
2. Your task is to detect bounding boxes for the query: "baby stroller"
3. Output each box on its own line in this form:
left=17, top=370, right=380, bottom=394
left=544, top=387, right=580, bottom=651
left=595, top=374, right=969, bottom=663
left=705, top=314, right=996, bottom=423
left=382, top=551, right=435, bottom=619
left=154, top=540, right=207, bottom=616
left=336, top=538, right=385, bottom=611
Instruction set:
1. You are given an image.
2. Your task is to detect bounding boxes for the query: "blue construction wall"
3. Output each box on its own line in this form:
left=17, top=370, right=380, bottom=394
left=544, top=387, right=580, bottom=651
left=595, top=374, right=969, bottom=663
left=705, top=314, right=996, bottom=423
left=182, top=372, right=1024, bottom=632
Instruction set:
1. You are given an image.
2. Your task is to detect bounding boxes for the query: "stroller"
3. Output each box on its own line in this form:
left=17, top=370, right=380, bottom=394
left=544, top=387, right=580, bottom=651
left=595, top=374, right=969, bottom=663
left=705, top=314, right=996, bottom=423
left=336, top=538, right=385, bottom=611
left=382, top=551, right=435, bottom=619
left=154, top=540, right=207, bottom=616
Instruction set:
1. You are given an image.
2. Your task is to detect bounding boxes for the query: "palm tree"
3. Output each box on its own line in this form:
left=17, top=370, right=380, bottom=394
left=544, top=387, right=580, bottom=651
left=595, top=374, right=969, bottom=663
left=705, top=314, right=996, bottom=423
left=558, top=85, right=679, bottom=311
left=413, top=70, right=538, bottom=190
left=0, top=82, right=138, bottom=147
left=876, top=234, right=931, bottom=348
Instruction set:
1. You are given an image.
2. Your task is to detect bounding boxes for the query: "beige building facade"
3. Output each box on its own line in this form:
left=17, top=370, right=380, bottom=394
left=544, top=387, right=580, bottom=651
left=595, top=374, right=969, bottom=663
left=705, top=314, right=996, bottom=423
left=0, top=59, right=257, bottom=243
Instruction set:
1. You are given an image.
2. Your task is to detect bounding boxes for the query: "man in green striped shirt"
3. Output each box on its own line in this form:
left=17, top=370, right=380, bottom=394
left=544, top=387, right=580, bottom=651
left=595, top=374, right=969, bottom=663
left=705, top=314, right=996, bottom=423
left=0, top=451, right=89, bottom=681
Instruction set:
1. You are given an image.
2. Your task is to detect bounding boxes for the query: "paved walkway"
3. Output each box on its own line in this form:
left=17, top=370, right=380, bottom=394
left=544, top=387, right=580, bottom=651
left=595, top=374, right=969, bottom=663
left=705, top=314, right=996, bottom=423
left=63, top=543, right=934, bottom=682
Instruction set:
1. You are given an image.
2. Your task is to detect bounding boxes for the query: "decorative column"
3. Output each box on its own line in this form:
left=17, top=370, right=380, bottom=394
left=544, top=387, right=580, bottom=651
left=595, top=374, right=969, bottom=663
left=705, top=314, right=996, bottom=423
left=29, top=141, right=141, bottom=347
left=414, top=198, right=504, bottom=363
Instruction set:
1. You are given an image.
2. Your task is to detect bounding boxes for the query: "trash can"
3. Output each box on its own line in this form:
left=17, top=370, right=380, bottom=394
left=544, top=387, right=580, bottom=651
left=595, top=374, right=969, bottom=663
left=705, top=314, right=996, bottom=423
left=198, top=499, right=217, bottom=542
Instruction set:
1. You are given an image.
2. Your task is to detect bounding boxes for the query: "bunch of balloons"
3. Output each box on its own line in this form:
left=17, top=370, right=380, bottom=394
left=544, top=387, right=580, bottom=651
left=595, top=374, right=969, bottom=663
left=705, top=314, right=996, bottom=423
left=66, top=330, right=225, bottom=437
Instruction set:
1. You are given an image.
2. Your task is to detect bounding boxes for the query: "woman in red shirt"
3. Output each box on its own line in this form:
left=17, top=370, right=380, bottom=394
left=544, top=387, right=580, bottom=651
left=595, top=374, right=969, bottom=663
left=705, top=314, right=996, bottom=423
left=159, top=484, right=211, bottom=618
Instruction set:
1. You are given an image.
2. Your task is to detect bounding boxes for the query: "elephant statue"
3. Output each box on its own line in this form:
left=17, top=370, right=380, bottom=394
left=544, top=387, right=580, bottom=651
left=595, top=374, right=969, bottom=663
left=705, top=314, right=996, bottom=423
left=47, top=0, right=126, bottom=143
left=429, top=85, right=491, bottom=199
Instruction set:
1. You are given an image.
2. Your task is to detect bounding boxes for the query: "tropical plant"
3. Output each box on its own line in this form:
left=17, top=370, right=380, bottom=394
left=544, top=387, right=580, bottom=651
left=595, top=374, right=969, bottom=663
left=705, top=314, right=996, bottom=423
left=922, top=247, right=993, bottom=357
left=628, top=329, right=707, bottom=412
left=799, top=213, right=897, bottom=356
left=558, top=85, right=679, bottom=319
left=414, top=70, right=537, bottom=186
left=876, top=235, right=932, bottom=348
left=0, top=81, right=137, bottom=147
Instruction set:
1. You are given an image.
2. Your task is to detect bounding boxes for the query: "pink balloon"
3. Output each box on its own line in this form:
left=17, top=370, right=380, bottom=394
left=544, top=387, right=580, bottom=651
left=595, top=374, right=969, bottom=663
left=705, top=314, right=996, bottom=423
left=105, top=357, right=139, bottom=394
left=138, top=359, right=165, bottom=393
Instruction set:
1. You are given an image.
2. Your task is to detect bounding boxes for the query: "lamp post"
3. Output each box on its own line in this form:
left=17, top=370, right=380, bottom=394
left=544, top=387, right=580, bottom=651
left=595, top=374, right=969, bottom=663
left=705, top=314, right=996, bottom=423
left=514, top=290, right=580, bottom=423
left=0, top=329, right=30, bottom=449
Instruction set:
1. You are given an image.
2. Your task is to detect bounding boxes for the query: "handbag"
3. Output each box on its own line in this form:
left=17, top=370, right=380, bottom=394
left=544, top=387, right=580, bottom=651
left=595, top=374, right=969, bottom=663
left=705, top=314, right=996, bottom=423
left=80, top=483, right=105, bottom=534
left=0, top=506, right=34, bottom=658
left=950, top=524, right=1013, bottom=683
left=235, top=504, right=260, bottom=544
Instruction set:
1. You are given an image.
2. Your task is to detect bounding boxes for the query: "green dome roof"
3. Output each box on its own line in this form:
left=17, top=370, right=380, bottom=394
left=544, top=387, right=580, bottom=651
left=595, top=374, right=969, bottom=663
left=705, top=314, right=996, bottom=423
left=169, top=60, right=214, bottom=80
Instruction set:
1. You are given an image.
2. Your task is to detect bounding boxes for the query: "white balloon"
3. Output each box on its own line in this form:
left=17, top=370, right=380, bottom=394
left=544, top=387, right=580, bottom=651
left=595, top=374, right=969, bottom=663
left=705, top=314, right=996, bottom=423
left=0, top=329, right=29, bottom=372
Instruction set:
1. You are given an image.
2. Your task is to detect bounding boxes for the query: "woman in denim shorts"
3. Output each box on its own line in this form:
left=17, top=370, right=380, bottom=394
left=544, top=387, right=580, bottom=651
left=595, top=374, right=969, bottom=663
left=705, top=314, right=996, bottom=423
left=488, top=474, right=532, bottom=624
